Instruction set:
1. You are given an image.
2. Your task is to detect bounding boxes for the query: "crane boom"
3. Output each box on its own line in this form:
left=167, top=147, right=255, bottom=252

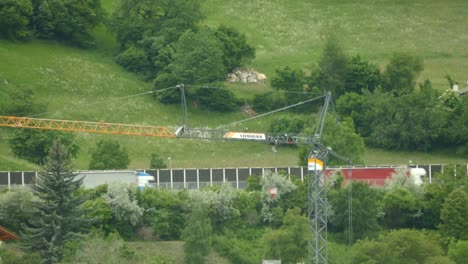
left=0, top=117, right=321, bottom=145
left=0, top=116, right=176, bottom=138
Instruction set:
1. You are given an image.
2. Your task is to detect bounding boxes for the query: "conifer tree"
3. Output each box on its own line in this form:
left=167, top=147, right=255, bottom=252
left=21, top=139, right=88, bottom=263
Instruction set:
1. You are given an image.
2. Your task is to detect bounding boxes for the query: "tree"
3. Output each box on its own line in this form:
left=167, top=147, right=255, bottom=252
left=383, top=52, right=423, bottom=96
left=0, top=187, right=38, bottom=233
left=269, top=115, right=305, bottom=134
left=110, top=0, right=203, bottom=77
left=193, top=87, right=240, bottom=112
left=153, top=28, right=227, bottom=104
left=262, top=208, right=308, bottom=263
left=9, top=129, right=79, bottom=164
left=380, top=169, right=424, bottom=228
left=329, top=181, right=381, bottom=242
left=0, top=0, right=32, bottom=39
left=351, top=229, right=444, bottom=264
left=260, top=171, right=297, bottom=225
left=0, top=84, right=46, bottom=116
left=103, top=182, right=144, bottom=238
left=89, top=139, right=130, bottom=169
left=110, top=0, right=203, bottom=49
left=421, top=165, right=468, bottom=229
left=439, top=188, right=468, bottom=240
left=252, top=91, right=286, bottom=113
left=214, top=25, right=255, bottom=72
left=32, top=0, right=104, bottom=47
left=170, top=28, right=226, bottom=84
left=345, top=55, right=382, bottom=93
left=149, top=153, right=167, bottom=169
left=182, top=204, right=212, bottom=264
left=271, top=66, right=306, bottom=91
left=270, top=66, right=315, bottom=112
left=448, top=240, right=468, bottom=264
left=138, top=188, right=188, bottom=240
left=316, top=35, right=349, bottom=98
left=21, top=140, right=89, bottom=263
left=115, top=46, right=152, bottom=74
left=381, top=187, right=422, bottom=229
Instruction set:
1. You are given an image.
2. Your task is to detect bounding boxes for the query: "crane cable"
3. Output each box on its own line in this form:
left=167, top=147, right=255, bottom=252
left=216, top=95, right=326, bottom=129
left=26, top=85, right=180, bottom=118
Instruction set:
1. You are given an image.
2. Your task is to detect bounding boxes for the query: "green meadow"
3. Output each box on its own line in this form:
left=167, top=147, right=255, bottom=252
left=1, top=0, right=467, bottom=171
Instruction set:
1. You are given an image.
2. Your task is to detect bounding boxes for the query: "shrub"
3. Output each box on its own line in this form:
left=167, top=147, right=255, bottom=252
left=193, top=87, right=240, bottom=112
left=252, top=91, right=286, bottom=112
left=115, top=46, right=151, bottom=74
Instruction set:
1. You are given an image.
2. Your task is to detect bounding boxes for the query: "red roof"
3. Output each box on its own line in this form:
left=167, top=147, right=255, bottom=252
left=326, top=167, right=402, bottom=186
left=0, top=225, right=19, bottom=241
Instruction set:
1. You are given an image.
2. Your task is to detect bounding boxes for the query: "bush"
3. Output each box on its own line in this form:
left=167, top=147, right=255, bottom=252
left=383, top=53, right=423, bottom=96
left=268, top=116, right=305, bottom=134
left=193, top=87, right=240, bottom=112
left=252, top=91, right=286, bottom=112
left=212, top=235, right=261, bottom=264
left=89, top=139, right=130, bottom=170
left=138, top=188, right=188, bottom=240
left=32, top=0, right=104, bottom=47
left=0, top=187, right=38, bottom=233
left=214, top=25, right=255, bottom=72
left=153, top=73, right=180, bottom=104
left=149, top=153, right=167, bottom=169
left=9, top=129, right=79, bottom=164
left=115, top=46, right=151, bottom=74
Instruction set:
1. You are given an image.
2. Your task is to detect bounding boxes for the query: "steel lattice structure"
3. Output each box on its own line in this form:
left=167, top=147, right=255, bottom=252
left=0, top=116, right=176, bottom=138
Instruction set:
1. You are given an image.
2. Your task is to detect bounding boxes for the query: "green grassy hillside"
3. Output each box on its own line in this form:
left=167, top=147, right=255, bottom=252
left=203, top=0, right=468, bottom=88
left=1, top=0, right=467, bottom=171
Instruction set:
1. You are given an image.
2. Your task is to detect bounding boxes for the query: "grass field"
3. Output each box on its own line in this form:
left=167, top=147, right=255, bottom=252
left=202, top=0, right=468, bottom=88
left=1, top=0, right=467, bottom=171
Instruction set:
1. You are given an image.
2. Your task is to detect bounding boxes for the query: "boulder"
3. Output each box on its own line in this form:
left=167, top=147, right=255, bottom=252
left=226, top=68, right=267, bottom=83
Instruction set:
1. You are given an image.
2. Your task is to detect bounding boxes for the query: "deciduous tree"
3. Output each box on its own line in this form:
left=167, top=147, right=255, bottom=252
left=9, top=129, right=79, bottom=164
left=182, top=204, right=212, bottom=264
left=0, top=0, right=32, bottom=39
left=383, top=52, right=423, bottom=96
left=89, top=139, right=130, bottom=169
left=439, top=188, right=468, bottom=240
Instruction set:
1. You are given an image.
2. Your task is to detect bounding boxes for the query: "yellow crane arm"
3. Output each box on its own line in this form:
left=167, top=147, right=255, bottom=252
left=0, top=116, right=176, bottom=138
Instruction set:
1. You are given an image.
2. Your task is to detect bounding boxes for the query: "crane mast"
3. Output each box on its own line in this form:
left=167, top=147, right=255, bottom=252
left=308, top=91, right=331, bottom=264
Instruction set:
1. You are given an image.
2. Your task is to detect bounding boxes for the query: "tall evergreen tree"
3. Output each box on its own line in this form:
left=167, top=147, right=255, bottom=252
left=21, top=139, right=89, bottom=263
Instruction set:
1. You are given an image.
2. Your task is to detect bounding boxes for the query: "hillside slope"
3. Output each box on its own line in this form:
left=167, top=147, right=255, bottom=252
left=203, top=0, right=468, bottom=88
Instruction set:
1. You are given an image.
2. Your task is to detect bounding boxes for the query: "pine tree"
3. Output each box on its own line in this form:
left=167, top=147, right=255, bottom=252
left=21, top=140, right=88, bottom=263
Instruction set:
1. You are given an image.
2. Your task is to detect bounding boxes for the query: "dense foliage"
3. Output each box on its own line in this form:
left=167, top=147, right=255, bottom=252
left=1, top=165, right=467, bottom=263
left=0, top=0, right=104, bottom=46
left=89, top=139, right=130, bottom=169
left=9, top=129, right=79, bottom=164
